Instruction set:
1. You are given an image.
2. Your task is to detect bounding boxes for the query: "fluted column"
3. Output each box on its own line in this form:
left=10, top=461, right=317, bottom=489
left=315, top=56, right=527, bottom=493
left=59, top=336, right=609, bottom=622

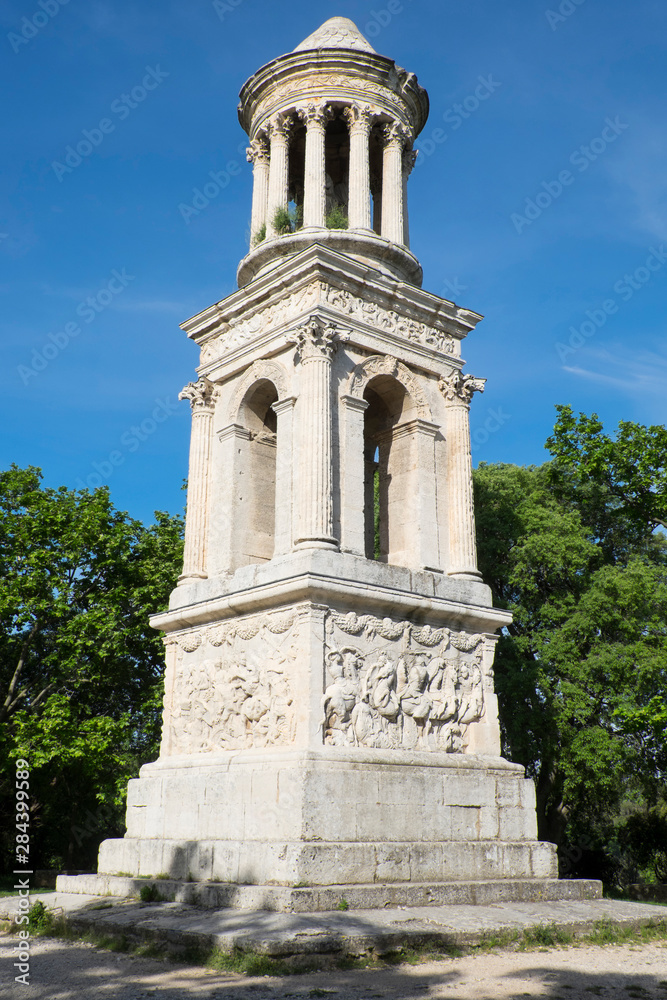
left=246, top=133, right=270, bottom=241
left=178, top=377, right=218, bottom=583
left=299, top=104, right=331, bottom=228
left=290, top=318, right=347, bottom=549
left=402, top=148, right=417, bottom=248
left=344, top=105, right=373, bottom=231
left=272, top=395, right=297, bottom=555
left=340, top=394, right=369, bottom=555
left=381, top=122, right=410, bottom=244
left=267, top=114, right=292, bottom=237
left=439, top=371, right=487, bottom=579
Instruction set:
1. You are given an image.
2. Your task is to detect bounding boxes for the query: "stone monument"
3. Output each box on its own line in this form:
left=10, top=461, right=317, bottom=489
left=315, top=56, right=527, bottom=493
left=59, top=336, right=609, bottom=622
left=59, top=18, right=597, bottom=910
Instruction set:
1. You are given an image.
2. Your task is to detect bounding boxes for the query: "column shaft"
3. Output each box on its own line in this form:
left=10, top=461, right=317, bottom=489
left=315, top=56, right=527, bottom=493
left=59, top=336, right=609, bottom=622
left=340, top=395, right=369, bottom=555
left=267, top=116, right=291, bottom=236
left=381, top=123, right=408, bottom=244
left=345, top=107, right=372, bottom=230
left=445, top=402, right=480, bottom=578
left=248, top=137, right=269, bottom=239
left=402, top=149, right=417, bottom=248
left=272, top=396, right=297, bottom=555
left=301, top=106, right=328, bottom=228
left=178, top=379, right=217, bottom=582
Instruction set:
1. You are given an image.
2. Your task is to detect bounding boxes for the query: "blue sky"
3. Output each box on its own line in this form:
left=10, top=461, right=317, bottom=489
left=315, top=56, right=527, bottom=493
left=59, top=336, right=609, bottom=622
left=2, top=0, right=665, bottom=524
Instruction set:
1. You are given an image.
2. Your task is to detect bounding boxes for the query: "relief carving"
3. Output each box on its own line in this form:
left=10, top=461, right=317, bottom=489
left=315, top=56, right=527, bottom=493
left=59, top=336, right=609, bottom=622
left=322, top=612, right=485, bottom=752
left=323, top=286, right=456, bottom=355
left=199, top=285, right=317, bottom=365
left=168, top=613, right=299, bottom=754
left=439, top=371, right=487, bottom=405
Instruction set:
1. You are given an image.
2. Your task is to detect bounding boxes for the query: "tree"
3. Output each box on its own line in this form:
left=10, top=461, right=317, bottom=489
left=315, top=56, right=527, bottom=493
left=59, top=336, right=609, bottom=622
left=0, top=466, right=183, bottom=871
left=474, top=411, right=667, bottom=882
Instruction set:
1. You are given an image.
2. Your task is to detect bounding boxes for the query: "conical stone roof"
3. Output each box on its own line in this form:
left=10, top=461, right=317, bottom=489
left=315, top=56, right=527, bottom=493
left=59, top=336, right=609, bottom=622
left=293, top=16, right=377, bottom=54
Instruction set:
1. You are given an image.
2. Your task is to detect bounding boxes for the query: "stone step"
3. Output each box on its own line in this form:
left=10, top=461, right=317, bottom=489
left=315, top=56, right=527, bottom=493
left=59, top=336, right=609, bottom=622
left=56, top=874, right=601, bottom=912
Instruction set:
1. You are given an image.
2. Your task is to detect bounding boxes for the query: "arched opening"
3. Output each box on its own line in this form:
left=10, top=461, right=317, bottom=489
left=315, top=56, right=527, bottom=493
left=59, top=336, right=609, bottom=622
left=363, top=375, right=418, bottom=565
left=325, top=113, right=349, bottom=225
left=287, top=120, right=305, bottom=229
left=237, top=379, right=278, bottom=565
left=369, top=124, right=385, bottom=235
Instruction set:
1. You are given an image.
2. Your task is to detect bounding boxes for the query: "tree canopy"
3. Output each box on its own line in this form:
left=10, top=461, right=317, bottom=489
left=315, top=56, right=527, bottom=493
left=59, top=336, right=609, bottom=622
left=0, top=466, right=183, bottom=870
left=474, top=408, right=667, bottom=884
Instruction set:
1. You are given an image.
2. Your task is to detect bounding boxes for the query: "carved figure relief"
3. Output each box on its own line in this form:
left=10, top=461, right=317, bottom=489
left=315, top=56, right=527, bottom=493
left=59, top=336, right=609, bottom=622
left=323, top=286, right=456, bottom=355
left=322, top=612, right=486, bottom=752
left=168, top=612, right=299, bottom=754
left=199, top=285, right=318, bottom=365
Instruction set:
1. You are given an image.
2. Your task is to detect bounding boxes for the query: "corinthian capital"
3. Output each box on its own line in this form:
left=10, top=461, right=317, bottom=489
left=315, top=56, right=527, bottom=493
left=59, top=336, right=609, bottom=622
left=246, top=133, right=269, bottom=165
left=439, top=371, right=486, bottom=405
left=343, top=104, right=375, bottom=133
left=296, top=102, right=334, bottom=130
left=179, top=376, right=218, bottom=412
left=288, top=317, right=349, bottom=362
left=382, top=120, right=413, bottom=148
left=268, top=113, right=295, bottom=143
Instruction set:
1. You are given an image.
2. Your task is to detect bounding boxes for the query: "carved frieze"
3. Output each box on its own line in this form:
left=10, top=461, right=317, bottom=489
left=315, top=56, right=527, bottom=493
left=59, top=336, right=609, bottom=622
left=168, top=612, right=299, bottom=754
left=342, top=355, right=430, bottom=419
left=322, top=611, right=485, bottom=752
left=323, top=285, right=456, bottom=355
left=198, top=285, right=318, bottom=366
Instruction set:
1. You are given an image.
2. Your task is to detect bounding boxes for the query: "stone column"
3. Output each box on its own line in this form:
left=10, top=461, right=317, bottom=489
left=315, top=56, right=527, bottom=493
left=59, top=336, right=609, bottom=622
left=299, top=104, right=331, bottom=229
left=272, top=395, right=297, bottom=556
left=246, top=133, right=270, bottom=241
left=413, top=418, right=441, bottom=571
left=381, top=122, right=410, bottom=245
left=178, top=377, right=218, bottom=583
left=439, top=371, right=487, bottom=579
left=344, top=105, right=373, bottom=231
left=402, top=148, right=417, bottom=248
left=267, top=114, right=292, bottom=237
left=290, top=318, right=347, bottom=550
left=340, top=394, right=369, bottom=555
left=216, top=423, right=251, bottom=574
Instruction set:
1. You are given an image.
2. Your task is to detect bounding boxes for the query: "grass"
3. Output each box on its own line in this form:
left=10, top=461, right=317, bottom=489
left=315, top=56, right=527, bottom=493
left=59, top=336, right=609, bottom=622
left=9, top=904, right=667, bottom=976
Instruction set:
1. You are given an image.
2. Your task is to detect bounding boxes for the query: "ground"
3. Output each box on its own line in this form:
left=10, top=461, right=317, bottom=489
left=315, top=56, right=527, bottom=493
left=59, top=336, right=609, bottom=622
left=1, top=935, right=666, bottom=999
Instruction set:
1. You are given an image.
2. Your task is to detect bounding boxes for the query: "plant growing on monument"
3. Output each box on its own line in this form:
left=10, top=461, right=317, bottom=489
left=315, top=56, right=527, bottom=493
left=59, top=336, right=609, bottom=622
left=272, top=206, right=292, bottom=235
left=326, top=206, right=348, bottom=230
left=251, top=223, right=266, bottom=247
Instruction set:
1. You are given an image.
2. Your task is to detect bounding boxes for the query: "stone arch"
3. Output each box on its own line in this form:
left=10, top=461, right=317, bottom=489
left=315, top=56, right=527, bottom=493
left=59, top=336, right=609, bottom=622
left=229, top=359, right=290, bottom=422
left=228, top=361, right=289, bottom=567
left=342, top=355, right=431, bottom=420
left=342, top=356, right=433, bottom=568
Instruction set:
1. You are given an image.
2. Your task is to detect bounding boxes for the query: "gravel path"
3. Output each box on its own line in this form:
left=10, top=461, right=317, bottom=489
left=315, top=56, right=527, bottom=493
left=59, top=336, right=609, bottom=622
left=1, top=934, right=666, bottom=999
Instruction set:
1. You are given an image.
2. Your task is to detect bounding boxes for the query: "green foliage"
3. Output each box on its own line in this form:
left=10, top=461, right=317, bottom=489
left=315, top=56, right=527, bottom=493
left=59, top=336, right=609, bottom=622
left=0, top=466, right=183, bottom=872
left=139, top=883, right=163, bottom=903
left=474, top=410, right=667, bottom=883
left=271, top=204, right=302, bottom=236
left=326, top=206, right=348, bottom=229
left=251, top=222, right=266, bottom=246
